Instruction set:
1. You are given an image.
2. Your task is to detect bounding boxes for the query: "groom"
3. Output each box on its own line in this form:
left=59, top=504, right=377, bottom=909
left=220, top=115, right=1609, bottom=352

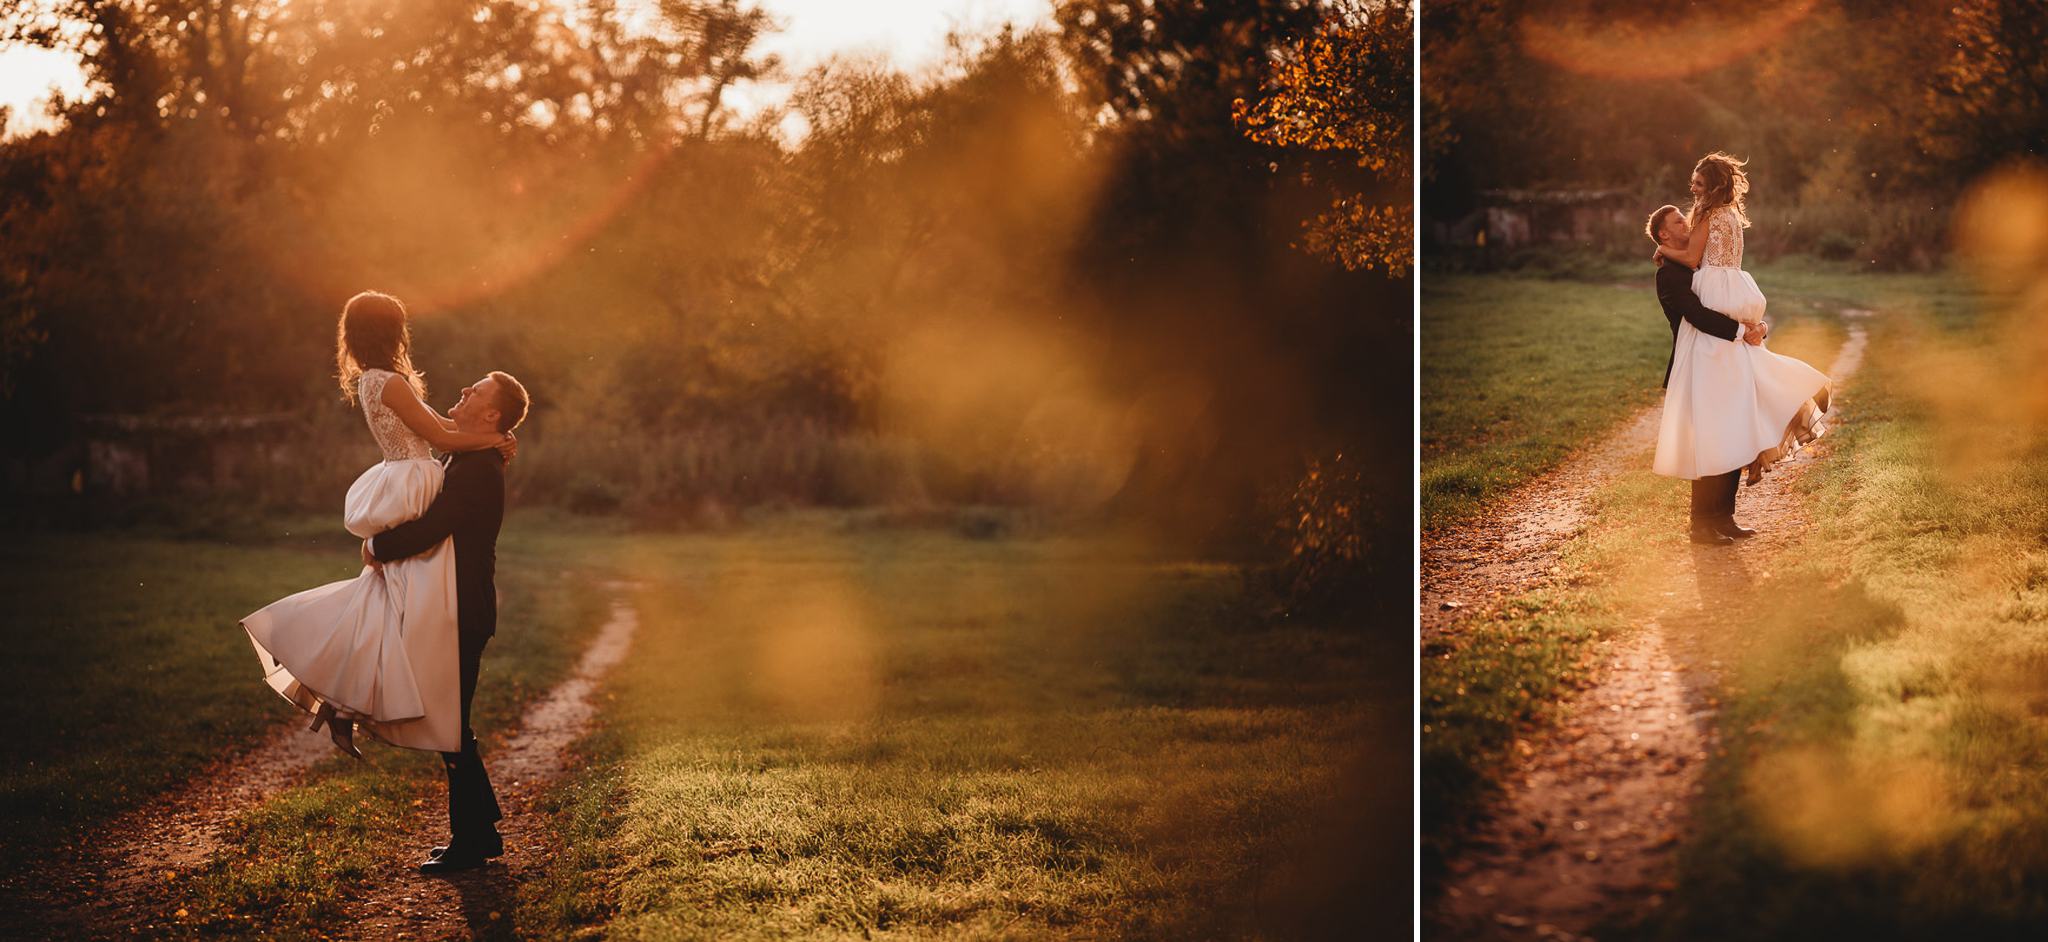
left=361, top=370, right=530, bottom=873
left=1647, top=205, right=1766, bottom=546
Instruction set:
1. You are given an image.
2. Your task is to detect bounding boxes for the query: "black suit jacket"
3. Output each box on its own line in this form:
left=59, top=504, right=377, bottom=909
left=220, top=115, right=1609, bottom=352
left=370, top=450, right=505, bottom=640
left=1657, top=260, right=1745, bottom=387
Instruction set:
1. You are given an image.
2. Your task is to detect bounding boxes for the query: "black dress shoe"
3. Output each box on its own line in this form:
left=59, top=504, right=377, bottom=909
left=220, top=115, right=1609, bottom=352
left=430, top=831, right=504, bottom=860
left=419, top=849, right=489, bottom=874
left=1714, top=518, right=1758, bottom=539
left=1690, top=523, right=1735, bottom=545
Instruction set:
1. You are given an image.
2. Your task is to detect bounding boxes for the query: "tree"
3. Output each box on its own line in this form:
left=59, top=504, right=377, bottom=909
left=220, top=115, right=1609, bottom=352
left=1051, top=0, right=1409, bottom=554
left=1235, top=0, right=1412, bottom=275
left=1916, top=0, right=2048, bottom=184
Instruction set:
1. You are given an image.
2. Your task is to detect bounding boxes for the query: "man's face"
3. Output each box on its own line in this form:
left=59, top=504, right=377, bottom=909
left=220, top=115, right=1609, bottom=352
left=450, top=376, right=502, bottom=430
left=1660, top=212, right=1690, bottom=250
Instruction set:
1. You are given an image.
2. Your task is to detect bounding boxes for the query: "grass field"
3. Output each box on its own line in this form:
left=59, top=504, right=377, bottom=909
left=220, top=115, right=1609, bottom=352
left=0, top=511, right=1404, bottom=939
left=0, top=525, right=357, bottom=865
left=520, top=516, right=1408, bottom=939
left=1420, top=263, right=2048, bottom=936
left=1421, top=261, right=1859, bottom=531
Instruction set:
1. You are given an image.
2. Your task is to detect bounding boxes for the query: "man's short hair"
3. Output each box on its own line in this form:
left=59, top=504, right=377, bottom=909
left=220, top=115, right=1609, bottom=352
left=489, top=370, right=529, bottom=433
left=1645, top=204, right=1683, bottom=245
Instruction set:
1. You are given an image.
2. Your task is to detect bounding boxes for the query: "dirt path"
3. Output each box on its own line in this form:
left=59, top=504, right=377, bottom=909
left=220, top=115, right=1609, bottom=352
left=1422, top=407, right=1664, bottom=640
left=1427, top=321, right=1868, bottom=941
left=337, top=589, right=639, bottom=941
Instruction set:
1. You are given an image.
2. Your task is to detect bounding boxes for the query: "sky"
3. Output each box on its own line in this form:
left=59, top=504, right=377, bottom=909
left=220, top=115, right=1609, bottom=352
left=0, top=0, right=1053, bottom=138
left=0, top=43, right=88, bottom=138
left=699, top=0, right=1054, bottom=133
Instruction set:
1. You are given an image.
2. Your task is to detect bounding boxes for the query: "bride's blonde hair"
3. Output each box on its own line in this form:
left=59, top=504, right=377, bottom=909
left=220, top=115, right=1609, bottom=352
left=336, top=290, right=428, bottom=405
left=1690, top=152, right=1751, bottom=230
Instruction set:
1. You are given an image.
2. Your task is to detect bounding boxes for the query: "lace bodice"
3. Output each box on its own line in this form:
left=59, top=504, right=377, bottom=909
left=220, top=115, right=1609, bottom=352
left=359, top=369, right=435, bottom=461
left=1701, top=206, right=1743, bottom=269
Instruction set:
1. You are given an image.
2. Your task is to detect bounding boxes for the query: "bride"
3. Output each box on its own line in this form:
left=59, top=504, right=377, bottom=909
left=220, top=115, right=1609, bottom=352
left=1652, top=153, right=1831, bottom=486
left=242, top=291, right=514, bottom=757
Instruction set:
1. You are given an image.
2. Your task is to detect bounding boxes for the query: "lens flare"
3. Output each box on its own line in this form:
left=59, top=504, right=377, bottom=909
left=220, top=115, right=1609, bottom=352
left=256, top=119, right=676, bottom=319
left=1517, top=0, right=1818, bottom=80
left=1747, top=745, right=1956, bottom=867
left=1952, top=161, right=2048, bottom=298
left=750, top=578, right=881, bottom=722
left=1892, top=160, right=2048, bottom=480
left=877, top=320, right=1142, bottom=512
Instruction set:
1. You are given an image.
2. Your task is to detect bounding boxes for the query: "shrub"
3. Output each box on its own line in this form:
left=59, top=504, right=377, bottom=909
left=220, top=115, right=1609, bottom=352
left=1815, top=231, right=1858, bottom=261
left=564, top=474, right=624, bottom=515
left=1270, top=451, right=1377, bottom=618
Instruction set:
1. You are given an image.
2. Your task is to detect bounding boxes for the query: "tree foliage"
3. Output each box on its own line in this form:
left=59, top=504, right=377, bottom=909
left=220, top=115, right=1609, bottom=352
left=1235, top=0, right=1412, bottom=275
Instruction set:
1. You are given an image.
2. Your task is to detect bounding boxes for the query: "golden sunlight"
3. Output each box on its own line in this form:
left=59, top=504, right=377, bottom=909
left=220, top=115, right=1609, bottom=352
left=1517, top=0, right=1819, bottom=80
left=0, top=1, right=1407, bottom=936
left=0, top=44, right=87, bottom=137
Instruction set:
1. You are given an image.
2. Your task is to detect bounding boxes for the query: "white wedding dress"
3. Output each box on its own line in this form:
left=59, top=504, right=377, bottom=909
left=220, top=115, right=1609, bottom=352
left=241, top=368, right=462, bottom=753
left=1653, top=207, right=1831, bottom=480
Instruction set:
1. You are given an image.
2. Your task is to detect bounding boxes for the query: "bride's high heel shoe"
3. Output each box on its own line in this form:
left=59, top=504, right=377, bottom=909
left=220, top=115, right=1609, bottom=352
left=329, top=718, right=364, bottom=761
left=309, top=702, right=365, bottom=760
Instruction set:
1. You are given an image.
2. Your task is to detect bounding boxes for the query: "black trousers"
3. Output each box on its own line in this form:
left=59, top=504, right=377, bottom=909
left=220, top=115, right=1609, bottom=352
left=1689, top=470, right=1740, bottom=524
left=441, top=630, right=502, bottom=841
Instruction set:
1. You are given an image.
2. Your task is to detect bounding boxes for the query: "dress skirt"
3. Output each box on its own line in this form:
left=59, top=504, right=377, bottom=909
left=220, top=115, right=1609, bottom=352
left=1653, top=266, right=1831, bottom=480
left=1693, top=264, right=1767, bottom=324
left=241, top=458, right=462, bottom=753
